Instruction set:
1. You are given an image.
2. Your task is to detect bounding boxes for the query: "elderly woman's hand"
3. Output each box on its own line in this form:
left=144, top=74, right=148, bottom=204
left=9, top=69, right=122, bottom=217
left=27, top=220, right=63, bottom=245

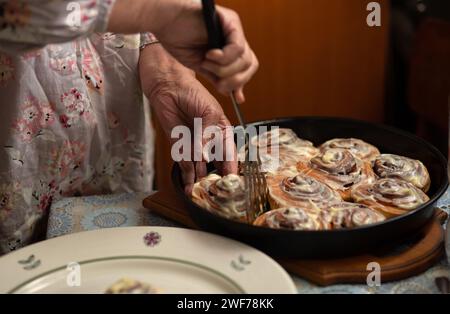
left=110, top=0, right=258, bottom=104
left=139, top=44, right=238, bottom=194
left=159, top=5, right=259, bottom=104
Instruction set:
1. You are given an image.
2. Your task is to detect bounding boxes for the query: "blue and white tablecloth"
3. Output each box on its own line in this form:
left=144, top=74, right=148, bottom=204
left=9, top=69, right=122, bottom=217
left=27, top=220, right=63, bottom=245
left=47, top=190, right=450, bottom=294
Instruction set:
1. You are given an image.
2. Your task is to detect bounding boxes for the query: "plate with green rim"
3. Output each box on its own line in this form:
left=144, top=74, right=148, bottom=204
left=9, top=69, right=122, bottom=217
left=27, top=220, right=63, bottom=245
left=0, top=226, right=296, bottom=294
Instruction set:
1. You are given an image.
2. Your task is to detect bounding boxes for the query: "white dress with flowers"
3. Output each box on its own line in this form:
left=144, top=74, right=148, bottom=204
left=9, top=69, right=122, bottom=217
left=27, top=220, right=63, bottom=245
left=0, top=0, right=157, bottom=254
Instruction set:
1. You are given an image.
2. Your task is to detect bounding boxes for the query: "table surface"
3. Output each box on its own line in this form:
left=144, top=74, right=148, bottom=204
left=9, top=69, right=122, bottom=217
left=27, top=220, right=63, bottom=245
left=46, top=189, right=450, bottom=294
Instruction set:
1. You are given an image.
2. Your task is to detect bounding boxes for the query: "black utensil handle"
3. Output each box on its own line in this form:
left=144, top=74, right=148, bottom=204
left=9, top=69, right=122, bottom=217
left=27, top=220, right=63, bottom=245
left=201, top=0, right=226, bottom=49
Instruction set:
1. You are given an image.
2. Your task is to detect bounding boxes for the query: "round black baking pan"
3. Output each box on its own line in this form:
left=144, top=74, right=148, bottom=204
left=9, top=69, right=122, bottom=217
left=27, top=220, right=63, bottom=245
left=172, top=117, right=448, bottom=258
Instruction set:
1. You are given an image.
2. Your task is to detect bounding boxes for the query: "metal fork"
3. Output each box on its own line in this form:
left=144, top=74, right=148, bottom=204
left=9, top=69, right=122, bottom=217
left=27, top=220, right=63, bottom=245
left=231, top=95, right=268, bottom=223
left=201, top=0, right=268, bottom=222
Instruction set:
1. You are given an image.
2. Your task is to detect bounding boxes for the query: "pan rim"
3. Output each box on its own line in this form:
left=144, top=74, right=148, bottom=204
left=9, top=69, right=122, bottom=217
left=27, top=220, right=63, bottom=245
left=172, top=116, right=449, bottom=235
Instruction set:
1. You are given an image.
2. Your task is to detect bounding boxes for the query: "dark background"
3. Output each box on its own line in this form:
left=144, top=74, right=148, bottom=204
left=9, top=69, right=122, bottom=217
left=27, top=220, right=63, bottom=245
left=387, top=0, right=449, bottom=153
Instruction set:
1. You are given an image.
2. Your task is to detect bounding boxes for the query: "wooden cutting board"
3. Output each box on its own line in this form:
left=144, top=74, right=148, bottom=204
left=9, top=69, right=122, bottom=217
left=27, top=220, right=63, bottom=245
left=143, top=185, right=447, bottom=286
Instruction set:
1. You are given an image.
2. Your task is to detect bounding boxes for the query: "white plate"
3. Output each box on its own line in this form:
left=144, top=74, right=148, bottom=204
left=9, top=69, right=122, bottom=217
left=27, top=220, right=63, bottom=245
left=0, top=227, right=296, bottom=294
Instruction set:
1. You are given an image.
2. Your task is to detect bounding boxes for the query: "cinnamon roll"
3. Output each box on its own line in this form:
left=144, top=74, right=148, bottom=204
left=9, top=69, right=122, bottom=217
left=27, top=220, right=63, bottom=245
left=191, top=174, right=247, bottom=221
left=257, top=150, right=302, bottom=173
left=373, top=154, right=431, bottom=192
left=321, top=202, right=385, bottom=229
left=254, top=207, right=331, bottom=231
left=251, top=128, right=313, bottom=150
left=297, top=148, right=376, bottom=200
left=351, top=178, right=430, bottom=218
left=267, top=168, right=342, bottom=210
left=319, top=138, right=380, bottom=162
left=239, top=128, right=319, bottom=173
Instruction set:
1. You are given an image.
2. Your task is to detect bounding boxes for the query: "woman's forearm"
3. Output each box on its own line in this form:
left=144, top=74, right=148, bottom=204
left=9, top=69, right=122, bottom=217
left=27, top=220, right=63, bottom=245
left=108, top=0, right=201, bottom=38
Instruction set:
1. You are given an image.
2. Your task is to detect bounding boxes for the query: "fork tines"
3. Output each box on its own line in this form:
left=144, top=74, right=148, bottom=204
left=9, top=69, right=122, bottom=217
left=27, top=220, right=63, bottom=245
left=243, top=146, right=268, bottom=224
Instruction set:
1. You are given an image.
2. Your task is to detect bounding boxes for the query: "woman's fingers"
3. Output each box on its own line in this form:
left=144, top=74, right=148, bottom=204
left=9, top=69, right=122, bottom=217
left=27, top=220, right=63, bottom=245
left=201, top=48, right=258, bottom=99
left=180, top=161, right=207, bottom=195
left=202, top=50, right=251, bottom=78
left=218, top=61, right=258, bottom=96
left=234, top=87, right=245, bottom=104
left=206, top=7, right=246, bottom=66
left=205, top=43, right=244, bottom=65
left=179, top=161, right=195, bottom=195
left=214, top=116, right=238, bottom=176
left=195, top=161, right=208, bottom=179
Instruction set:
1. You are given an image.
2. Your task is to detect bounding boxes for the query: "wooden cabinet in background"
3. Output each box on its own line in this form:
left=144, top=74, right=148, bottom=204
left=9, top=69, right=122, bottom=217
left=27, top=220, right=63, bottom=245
left=153, top=0, right=391, bottom=189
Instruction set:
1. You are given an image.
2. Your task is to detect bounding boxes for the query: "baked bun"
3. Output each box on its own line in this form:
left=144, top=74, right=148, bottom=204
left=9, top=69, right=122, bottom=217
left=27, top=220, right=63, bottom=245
left=351, top=178, right=430, bottom=218
left=297, top=148, right=376, bottom=200
left=373, top=154, right=431, bottom=192
left=319, top=138, right=380, bottom=162
left=267, top=167, right=342, bottom=210
left=192, top=174, right=247, bottom=221
left=250, top=128, right=314, bottom=151
left=239, top=128, right=319, bottom=173
left=254, top=207, right=331, bottom=231
left=322, top=202, right=385, bottom=228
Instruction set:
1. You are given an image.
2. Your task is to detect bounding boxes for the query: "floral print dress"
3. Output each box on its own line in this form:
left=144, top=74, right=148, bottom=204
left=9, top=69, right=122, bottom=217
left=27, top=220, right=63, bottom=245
left=0, top=0, right=157, bottom=254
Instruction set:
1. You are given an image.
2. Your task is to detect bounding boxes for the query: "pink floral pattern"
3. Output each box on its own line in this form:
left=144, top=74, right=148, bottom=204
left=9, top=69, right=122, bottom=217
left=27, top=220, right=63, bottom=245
left=11, top=96, right=56, bottom=143
left=0, top=0, right=158, bottom=255
left=107, top=112, right=120, bottom=129
left=21, top=49, right=42, bottom=60
left=59, top=88, right=93, bottom=128
left=48, top=141, right=86, bottom=178
left=0, top=182, right=21, bottom=219
left=48, top=45, right=76, bottom=76
left=32, top=180, right=58, bottom=213
left=82, top=48, right=104, bottom=93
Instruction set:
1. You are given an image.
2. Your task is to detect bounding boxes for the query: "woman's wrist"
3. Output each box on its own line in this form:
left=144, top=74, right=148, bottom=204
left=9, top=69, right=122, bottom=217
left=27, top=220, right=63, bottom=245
left=139, top=33, right=160, bottom=50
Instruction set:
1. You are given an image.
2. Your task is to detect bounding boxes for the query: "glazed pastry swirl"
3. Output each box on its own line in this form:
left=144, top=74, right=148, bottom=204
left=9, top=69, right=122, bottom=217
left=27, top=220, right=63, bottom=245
left=320, top=138, right=380, bottom=162
left=297, top=148, right=376, bottom=200
left=192, top=174, right=247, bottom=221
left=373, top=154, right=430, bottom=192
left=240, top=146, right=317, bottom=174
left=267, top=168, right=342, bottom=210
left=240, top=128, right=319, bottom=173
left=351, top=178, right=430, bottom=217
left=310, top=148, right=357, bottom=175
left=283, top=145, right=320, bottom=163
left=256, top=150, right=305, bottom=173
left=322, top=202, right=385, bottom=228
left=254, top=207, right=331, bottom=231
left=251, top=128, right=313, bottom=149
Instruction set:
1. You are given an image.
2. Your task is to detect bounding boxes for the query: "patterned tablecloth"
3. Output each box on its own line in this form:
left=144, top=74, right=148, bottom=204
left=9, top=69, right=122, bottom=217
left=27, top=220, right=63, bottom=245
left=47, top=190, right=450, bottom=294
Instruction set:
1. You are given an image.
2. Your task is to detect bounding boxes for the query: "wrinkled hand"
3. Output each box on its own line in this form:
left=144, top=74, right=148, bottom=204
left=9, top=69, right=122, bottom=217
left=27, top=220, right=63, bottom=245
left=110, top=0, right=258, bottom=103
left=158, top=4, right=259, bottom=103
left=140, top=44, right=238, bottom=195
